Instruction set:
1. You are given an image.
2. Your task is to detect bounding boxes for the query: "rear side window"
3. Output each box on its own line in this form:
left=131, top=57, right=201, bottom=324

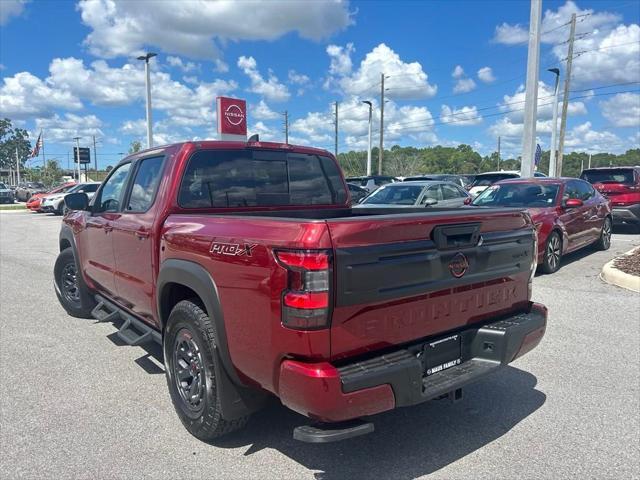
left=179, top=149, right=347, bottom=208
left=442, top=183, right=465, bottom=199
left=581, top=169, right=635, bottom=185
left=127, top=156, right=164, bottom=212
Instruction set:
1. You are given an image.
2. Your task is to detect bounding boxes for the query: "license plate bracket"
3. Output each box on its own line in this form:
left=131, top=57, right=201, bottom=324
left=424, top=334, right=461, bottom=376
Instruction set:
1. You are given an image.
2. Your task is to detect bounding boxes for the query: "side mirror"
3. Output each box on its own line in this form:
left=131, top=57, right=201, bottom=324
left=423, top=198, right=438, bottom=206
left=565, top=198, right=583, bottom=208
left=463, top=197, right=472, bottom=205
left=64, top=192, right=89, bottom=211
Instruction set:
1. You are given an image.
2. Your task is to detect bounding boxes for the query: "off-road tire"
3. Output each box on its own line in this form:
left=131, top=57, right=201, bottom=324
left=54, top=247, right=96, bottom=318
left=594, top=217, right=612, bottom=251
left=542, top=231, right=562, bottom=274
left=164, top=300, right=249, bottom=441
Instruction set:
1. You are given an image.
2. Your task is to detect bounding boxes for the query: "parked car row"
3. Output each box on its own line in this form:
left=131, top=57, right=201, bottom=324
left=23, top=182, right=100, bottom=215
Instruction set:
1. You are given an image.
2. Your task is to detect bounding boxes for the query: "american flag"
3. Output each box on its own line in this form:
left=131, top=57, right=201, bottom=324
left=30, top=131, right=43, bottom=157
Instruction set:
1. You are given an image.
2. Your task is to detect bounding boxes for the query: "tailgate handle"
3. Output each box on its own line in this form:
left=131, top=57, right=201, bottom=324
left=432, top=223, right=481, bottom=250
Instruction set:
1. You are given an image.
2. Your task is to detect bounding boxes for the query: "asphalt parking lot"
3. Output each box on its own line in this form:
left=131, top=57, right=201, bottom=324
left=1, top=210, right=638, bottom=480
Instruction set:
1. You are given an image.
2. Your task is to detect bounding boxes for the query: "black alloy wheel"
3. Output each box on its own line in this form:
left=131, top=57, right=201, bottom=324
left=172, top=328, right=206, bottom=414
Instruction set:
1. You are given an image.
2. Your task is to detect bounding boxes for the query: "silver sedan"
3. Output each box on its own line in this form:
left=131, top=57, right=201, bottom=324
left=355, top=180, right=471, bottom=208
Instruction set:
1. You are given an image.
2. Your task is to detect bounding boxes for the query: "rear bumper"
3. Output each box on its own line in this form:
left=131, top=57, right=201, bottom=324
left=612, top=204, right=640, bottom=225
left=278, top=302, right=547, bottom=422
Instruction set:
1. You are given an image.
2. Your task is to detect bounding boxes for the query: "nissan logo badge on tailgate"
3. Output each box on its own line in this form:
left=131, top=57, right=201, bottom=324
left=449, top=252, right=469, bottom=278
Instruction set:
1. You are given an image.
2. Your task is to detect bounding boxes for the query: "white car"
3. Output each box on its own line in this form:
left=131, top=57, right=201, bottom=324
left=354, top=180, right=470, bottom=209
left=41, top=182, right=100, bottom=215
left=468, top=171, right=547, bottom=198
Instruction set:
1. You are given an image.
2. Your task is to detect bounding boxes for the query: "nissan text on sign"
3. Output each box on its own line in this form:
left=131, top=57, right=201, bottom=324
left=217, top=96, right=247, bottom=141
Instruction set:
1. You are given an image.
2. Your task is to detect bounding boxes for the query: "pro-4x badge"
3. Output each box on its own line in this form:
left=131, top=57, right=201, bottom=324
left=210, top=242, right=257, bottom=257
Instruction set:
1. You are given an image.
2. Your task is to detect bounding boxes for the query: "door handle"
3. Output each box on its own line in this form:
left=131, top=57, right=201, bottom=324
left=134, top=229, right=150, bottom=239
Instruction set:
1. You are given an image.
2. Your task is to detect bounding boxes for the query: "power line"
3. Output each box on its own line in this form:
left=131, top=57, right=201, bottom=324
left=384, top=88, right=640, bottom=133
left=563, top=40, right=640, bottom=61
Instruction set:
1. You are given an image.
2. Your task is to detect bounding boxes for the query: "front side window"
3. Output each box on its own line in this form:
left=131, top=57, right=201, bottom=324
left=96, top=163, right=131, bottom=212
left=127, top=156, right=164, bottom=212
left=575, top=180, right=594, bottom=200
left=179, top=150, right=347, bottom=208
left=362, top=185, right=423, bottom=205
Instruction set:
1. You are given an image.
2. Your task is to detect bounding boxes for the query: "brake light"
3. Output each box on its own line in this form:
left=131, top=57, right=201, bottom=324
left=276, top=250, right=332, bottom=330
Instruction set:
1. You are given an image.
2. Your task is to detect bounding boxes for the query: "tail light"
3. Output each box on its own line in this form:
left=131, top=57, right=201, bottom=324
left=275, top=250, right=332, bottom=330
left=529, top=229, right=538, bottom=299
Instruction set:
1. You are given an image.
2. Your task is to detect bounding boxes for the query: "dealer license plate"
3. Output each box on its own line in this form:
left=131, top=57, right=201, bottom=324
left=424, top=334, right=461, bottom=376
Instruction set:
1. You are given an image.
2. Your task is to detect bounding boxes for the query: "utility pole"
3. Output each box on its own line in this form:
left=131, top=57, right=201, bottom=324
left=362, top=101, right=373, bottom=175
left=93, top=135, right=98, bottom=180
left=520, top=0, right=542, bottom=179
left=581, top=157, right=584, bottom=173
left=334, top=101, right=338, bottom=157
left=41, top=130, right=46, bottom=175
left=557, top=13, right=577, bottom=177
left=548, top=68, right=561, bottom=177
left=137, top=52, right=157, bottom=148
left=378, top=73, right=385, bottom=175
left=73, top=137, right=81, bottom=182
left=497, top=136, right=501, bottom=169
left=588, top=153, right=592, bottom=169
left=282, top=110, right=289, bottom=144
left=15, top=146, right=21, bottom=185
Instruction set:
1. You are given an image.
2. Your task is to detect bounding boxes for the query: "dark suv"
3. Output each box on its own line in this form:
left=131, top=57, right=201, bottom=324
left=581, top=167, right=640, bottom=231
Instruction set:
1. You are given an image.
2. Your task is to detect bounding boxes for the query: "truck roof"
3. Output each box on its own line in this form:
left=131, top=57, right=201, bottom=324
left=128, top=140, right=334, bottom=159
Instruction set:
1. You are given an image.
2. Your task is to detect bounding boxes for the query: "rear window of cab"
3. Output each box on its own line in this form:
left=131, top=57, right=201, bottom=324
left=178, top=149, right=348, bottom=208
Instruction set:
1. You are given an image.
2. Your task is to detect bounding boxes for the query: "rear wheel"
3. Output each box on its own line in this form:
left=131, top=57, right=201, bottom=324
left=164, top=300, right=249, bottom=441
left=542, top=231, right=562, bottom=274
left=595, top=217, right=612, bottom=250
left=55, top=202, right=64, bottom=216
left=54, top=248, right=96, bottom=318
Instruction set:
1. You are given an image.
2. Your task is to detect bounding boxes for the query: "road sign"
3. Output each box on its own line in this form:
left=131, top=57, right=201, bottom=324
left=73, top=147, right=91, bottom=164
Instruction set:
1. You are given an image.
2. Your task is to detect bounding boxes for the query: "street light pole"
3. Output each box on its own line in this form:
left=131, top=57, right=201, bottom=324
left=137, top=52, right=157, bottom=148
left=362, top=101, right=373, bottom=175
left=548, top=68, right=561, bottom=177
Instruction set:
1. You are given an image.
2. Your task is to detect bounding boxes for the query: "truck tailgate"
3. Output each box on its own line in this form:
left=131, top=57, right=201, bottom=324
left=327, top=210, right=534, bottom=360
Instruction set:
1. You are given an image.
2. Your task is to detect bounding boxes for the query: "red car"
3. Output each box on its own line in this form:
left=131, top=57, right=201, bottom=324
left=27, top=182, right=76, bottom=212
left=580, top=166, right=640, bottom=232
left=53, top=140, right=546, bottom=442
left=471, top=177, right=612, bottom=273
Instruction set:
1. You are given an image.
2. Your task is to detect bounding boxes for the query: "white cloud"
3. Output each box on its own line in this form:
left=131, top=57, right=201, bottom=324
left=493, top=2, right=638, bottom=86
left=214, top=59, right=229, bottom=73
left=288, top=70, right=310, bottom=85
left=493, top=1, right=620, bottom=45
left=453, top=77, right=476, bottom=93
left=0, top=0, right=28, bottom=25
left=0, top=71, right=82, bottom=119
left=330, top=43, right=437, bottom=100
left=327, top=43, right=354, bottom=76
left=440, top=105, right=482, bottom=126
left=499, top=81, right=587, bottom=123
left=600, top=92, right=640, bottom=127
left=237, top=56, right=290, bottom=102
left=564, top=121, right=627, bottom=153
left=120, top=119, right=146, bottom=136
left=77, top=0, right=353, bottom=59
left=452, top=65, right=465, bottom=79
left=251, top=100, right=280, bottom=120
left=248, top=121, right=278, bottom=142
left=560, top=24, right=640, bottom=86
left=166, top=56, right=199, bottom=73
left=477, top=66, right=496, bottom=83
left=34, top=113, right=105, bottom=144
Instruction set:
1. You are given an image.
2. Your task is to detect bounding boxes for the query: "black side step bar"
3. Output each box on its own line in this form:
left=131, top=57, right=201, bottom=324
left=92, top=295, right=162, bottom=346
left=293, top=420, right=374, bottom=443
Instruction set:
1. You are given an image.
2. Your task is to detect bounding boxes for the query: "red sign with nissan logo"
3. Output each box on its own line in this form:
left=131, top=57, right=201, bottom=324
left=216, top=97, right=247, bottom=136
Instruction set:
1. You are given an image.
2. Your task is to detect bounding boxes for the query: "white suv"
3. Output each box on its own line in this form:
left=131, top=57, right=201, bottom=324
left=42, top=182, right=100, bottom=215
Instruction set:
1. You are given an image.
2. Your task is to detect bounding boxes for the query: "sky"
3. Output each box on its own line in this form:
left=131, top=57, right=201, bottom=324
left=0, top=0, right=639, bottom=169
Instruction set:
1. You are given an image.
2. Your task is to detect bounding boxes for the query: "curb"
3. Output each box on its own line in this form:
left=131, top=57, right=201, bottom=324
left=601, top=247, right=640, bottom=293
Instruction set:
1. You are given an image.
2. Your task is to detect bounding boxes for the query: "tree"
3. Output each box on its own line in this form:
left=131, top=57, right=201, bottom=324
left=0, top=118, right=32, bottom=171
left=129, top=140, right=142, bottom=154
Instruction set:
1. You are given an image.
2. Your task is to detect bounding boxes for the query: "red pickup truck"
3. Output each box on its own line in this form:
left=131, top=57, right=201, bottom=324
left=54, top=141, right=547, bottom=443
